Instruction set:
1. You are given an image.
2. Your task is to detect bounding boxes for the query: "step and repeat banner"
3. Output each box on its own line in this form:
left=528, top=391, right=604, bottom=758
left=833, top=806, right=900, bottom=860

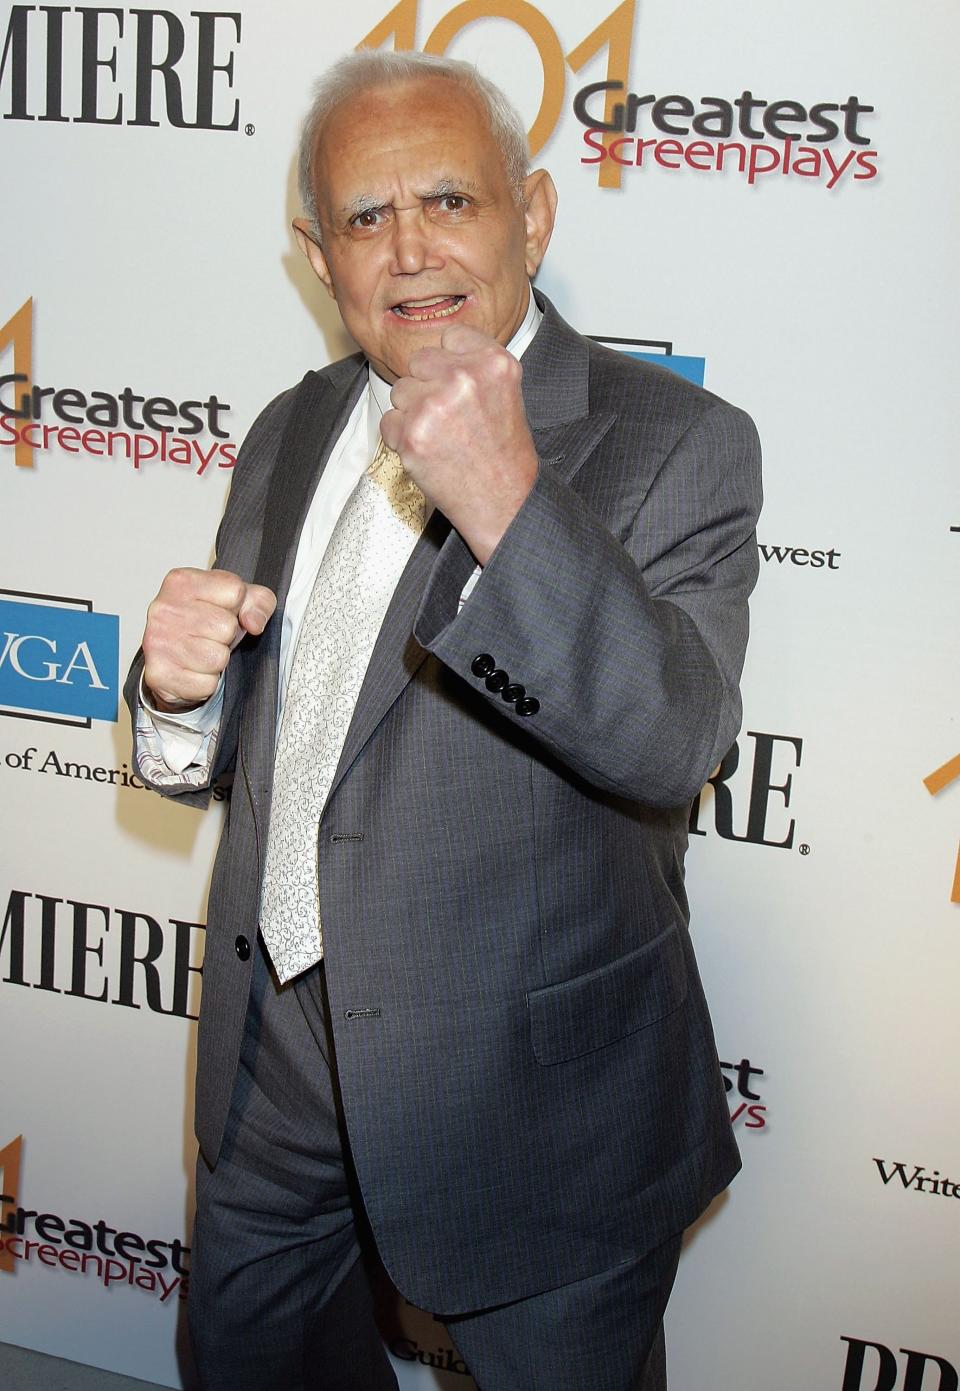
left=2, top=2, right=957, bottom=1387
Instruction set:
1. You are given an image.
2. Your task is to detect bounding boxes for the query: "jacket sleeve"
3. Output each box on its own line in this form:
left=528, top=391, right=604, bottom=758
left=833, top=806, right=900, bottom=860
left=122, top=650, right=243, bottom=809
left=122, top=386, right=297, bottom=808
left=414, top=399, right=762, bottom=807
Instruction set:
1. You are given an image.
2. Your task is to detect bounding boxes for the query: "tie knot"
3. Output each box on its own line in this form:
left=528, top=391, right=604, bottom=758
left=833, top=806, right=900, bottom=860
left=368, top=436, right=425, bottom=530
left=368, top=435, right=403, bottom=481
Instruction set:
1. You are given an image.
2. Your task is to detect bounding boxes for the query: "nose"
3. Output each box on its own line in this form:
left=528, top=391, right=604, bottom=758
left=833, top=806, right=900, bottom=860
left=391, top=206, right=444, bottom=276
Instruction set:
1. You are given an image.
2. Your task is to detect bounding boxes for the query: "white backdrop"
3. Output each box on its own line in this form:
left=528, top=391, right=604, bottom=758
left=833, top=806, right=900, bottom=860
left=2, top=2, right=957, bottom=1387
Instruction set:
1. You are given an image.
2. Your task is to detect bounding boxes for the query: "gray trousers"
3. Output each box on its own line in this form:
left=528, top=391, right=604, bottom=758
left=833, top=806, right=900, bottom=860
left=188, top=938, right=681, bottom=1391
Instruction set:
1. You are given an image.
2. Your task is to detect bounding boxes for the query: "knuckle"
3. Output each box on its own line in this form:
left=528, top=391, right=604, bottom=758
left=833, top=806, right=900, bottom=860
left=452, top=366, right=475, bottom=397
left=406, top=420, right=428, bottom=454
left=209, top=569, right=245, bottom=609
left=216, top=613, right=238, bottom=645
left=164, top=566, right=197, bottom=598
left=143, top=654, right=171, bottom=689
left=223, top=577, right=247, bottom=611
left=199, top=640, right=226, bottom=674
left=143, top=603, right=173, bottom=648
left=490, top=348, right=515, bottom=380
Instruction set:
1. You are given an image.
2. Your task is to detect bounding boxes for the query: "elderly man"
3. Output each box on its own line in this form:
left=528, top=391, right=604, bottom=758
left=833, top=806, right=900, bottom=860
left=127, top=48, right=761, bottom=1391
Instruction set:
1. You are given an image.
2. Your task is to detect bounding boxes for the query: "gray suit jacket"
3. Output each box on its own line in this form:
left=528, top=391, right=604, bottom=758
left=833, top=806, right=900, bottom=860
left=126, top=293, right=762, bottom=1312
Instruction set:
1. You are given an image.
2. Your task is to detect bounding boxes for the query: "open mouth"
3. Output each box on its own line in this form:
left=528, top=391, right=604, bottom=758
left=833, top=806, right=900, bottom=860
left=390, top=295, right=467, bottom=321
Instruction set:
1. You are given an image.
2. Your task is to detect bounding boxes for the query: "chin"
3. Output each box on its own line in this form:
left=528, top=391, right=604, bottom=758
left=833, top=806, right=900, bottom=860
left=376, top=332, right=443, bottom=379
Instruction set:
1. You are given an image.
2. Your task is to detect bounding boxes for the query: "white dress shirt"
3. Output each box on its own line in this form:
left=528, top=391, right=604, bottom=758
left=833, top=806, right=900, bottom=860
left=139, top=291, right=543, bottom=779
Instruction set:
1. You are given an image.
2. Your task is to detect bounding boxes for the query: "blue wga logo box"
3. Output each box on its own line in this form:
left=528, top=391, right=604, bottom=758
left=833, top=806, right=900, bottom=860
left=0, top=590, right=119, bottom=726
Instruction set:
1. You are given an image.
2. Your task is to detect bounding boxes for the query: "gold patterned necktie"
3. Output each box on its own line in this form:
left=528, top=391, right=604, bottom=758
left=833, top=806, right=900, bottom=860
left=258, top=437, right=426, bottom=982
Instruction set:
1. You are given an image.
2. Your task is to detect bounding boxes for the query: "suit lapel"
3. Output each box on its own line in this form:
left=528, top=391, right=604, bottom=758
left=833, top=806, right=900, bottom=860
left=530, top=414, right=617, bottom=486
left=253, top=361, right=367, bottom=601
left=241, top=294, right=618, bottom=844
left=323, top=296, right=617, bottom=806
left=523, top=293, right=617, bottom=484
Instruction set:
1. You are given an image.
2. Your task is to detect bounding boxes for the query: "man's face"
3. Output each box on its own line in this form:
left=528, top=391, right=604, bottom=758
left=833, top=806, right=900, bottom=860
left=294, top=77, right=556, bottom=383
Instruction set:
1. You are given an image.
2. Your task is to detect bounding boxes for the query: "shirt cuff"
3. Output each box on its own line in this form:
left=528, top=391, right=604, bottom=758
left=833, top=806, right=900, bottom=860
left=138, top=674, right=225, bottom=777
left=458, top=565, right=482, bottom=611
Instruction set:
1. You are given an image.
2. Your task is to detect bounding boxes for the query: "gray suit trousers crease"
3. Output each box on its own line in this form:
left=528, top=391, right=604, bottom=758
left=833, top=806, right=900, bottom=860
left=126, top=290, right=762, bottom=1317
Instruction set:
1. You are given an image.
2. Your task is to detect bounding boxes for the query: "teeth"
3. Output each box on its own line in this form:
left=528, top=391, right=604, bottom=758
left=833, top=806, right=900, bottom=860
left=392, top=295, right=465, bottom=321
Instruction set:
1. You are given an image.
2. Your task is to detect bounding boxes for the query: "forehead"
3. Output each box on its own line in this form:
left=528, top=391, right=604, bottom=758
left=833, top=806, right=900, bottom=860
left=312, top=76, right=507, bottom=207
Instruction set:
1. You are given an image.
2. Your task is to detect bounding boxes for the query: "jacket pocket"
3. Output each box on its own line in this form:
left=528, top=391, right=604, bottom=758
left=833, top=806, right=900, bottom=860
left=527, top=920, right=688, bottom=1065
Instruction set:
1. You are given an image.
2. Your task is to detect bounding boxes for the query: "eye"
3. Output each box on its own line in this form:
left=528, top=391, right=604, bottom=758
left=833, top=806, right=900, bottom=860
left=351, top=207, right=388, bottom=230
left=435, top=194, right=470, bottom=214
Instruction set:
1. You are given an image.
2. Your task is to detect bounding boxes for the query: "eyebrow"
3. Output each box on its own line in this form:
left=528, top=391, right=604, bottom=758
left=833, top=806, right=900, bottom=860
left=341, top=177, right=482, bottom=219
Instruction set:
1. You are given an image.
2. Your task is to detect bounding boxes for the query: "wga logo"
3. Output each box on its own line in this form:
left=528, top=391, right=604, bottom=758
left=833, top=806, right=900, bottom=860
left=0, top=590, right=119, bottom=727
left=589, top=334, right=706, bottom=386
left=924, top=753, right=960, bottom=904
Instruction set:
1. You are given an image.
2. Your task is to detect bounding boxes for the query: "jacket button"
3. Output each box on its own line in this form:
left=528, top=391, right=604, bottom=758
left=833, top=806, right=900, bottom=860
left=502, top=683, right=525, bottom=703
left=485, top=669, right=508, bottom=692
left=471, top=653, right=496, bottom=677
left=515, top=696, right=540, bottom=717
left=235, top=935, right=251, bottom=961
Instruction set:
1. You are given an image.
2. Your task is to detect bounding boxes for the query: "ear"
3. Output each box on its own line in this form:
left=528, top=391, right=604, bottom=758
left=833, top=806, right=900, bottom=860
left=292, top=217, right=337, bottom=300
left=520, top=170, right=558, bottom=277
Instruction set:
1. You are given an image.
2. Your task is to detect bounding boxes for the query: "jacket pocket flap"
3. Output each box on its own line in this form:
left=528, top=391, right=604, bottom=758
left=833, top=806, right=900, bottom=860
left=527, top=922, right=688, bottom=1065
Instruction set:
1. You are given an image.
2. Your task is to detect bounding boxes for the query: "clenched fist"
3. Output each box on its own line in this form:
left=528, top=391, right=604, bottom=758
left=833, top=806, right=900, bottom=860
left=380, top=324, right=539, bottom=565
left=141, top=568, right=277, bottom=713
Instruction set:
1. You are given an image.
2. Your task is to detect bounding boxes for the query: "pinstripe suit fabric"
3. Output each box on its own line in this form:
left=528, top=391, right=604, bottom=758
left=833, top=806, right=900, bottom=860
left=125, top=292, right=762, bottom=1319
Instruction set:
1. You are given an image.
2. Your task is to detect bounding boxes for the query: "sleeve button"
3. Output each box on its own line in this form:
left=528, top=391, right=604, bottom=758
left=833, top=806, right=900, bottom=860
left=502, top=683, right=525, bottom=703
left=515, top=696, right=540, bottom=717
left=471, top=653, right=496, bottom=678
left=485, top=669, right=509, bottom=693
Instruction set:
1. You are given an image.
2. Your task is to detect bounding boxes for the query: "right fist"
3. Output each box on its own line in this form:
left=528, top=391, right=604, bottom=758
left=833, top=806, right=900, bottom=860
left=141, top=568, right=277, bottom=713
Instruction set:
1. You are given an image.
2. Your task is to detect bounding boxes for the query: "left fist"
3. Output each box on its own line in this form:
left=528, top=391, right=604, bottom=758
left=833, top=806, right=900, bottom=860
left=380, top=324, right=539, bottom=565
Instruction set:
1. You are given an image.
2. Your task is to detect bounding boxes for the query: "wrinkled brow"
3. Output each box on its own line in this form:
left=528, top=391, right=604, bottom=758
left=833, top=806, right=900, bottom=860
left=341, top=177, right=482, bottom=218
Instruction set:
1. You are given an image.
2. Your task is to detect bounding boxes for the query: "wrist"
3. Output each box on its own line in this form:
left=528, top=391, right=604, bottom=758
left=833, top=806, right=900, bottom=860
left=143, top=682, right=204, bottom=716
left=457, top=467, right=538, bottom=566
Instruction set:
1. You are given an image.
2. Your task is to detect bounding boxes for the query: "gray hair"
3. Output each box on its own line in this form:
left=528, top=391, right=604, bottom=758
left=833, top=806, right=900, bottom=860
left=297, top=50, right=531, bottom=242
